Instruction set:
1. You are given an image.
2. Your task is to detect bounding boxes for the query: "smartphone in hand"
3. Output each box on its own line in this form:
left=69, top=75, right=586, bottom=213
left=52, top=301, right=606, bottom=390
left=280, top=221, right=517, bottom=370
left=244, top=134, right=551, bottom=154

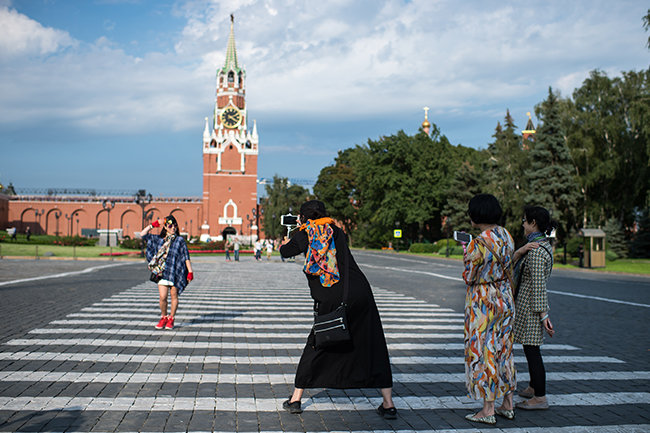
left=453, top=231, right=472, bottom=243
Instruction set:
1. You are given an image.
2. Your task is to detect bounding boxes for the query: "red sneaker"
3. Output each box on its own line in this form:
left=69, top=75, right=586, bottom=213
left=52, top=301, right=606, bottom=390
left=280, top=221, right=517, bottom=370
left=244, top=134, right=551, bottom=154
left=155, top=316, right=167, bottom=329
left=165, top=316, right=175, bottom=329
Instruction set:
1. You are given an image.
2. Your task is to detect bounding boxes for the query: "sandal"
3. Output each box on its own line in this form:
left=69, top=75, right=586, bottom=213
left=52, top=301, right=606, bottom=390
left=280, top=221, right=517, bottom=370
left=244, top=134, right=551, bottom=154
left=465, top=412, right=496, bottom=425
left=516, top=398, right=549, bottom=410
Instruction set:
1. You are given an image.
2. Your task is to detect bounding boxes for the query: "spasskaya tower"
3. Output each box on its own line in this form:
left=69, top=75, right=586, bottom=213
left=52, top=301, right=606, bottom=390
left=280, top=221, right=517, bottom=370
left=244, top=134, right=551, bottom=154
left=201, top=15, right=259, bottom=241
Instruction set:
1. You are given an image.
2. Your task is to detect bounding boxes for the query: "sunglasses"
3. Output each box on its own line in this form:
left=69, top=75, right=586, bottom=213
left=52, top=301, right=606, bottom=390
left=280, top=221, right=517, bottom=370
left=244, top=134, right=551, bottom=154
left=522, top=218, right=527, bottom=224
left=165, top=221, right=175, bottom=228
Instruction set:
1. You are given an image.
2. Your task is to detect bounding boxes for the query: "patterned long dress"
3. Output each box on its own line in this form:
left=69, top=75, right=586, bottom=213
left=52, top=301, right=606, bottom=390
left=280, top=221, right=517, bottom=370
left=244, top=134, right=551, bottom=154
left=462, top=226, right=516, bottom=400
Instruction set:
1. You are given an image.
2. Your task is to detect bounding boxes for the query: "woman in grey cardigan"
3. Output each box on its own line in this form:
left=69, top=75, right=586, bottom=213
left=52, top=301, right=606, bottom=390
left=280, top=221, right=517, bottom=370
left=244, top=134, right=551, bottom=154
left=512, top=205, right=557, bottom=411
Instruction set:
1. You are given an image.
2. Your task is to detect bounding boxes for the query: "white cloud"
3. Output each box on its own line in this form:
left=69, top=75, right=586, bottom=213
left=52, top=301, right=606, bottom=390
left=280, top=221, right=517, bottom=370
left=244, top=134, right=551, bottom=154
left=0, top=0, right=647, bottom=140
left=0, top=7, right=76, bottom=58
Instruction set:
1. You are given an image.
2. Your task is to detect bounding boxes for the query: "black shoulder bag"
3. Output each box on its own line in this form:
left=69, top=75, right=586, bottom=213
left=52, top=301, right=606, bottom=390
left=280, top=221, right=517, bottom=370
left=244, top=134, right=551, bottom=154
left=312, top=240, right=351, bottom=350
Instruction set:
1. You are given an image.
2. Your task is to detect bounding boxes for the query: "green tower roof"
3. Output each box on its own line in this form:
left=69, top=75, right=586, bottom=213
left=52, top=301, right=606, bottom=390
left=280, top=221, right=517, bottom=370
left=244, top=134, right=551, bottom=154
left=221, top=14, right=241, bottom=74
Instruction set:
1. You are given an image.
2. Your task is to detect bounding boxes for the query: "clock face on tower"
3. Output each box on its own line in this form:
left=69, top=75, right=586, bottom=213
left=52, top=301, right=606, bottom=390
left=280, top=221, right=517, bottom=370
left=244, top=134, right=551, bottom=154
left=220, top=106, right=242, bottom=128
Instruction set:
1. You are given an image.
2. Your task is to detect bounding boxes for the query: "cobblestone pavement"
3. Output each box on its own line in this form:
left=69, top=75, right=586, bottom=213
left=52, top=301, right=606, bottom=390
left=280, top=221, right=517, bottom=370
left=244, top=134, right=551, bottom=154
left=0, top=258, right=124, bottom=283
left=0, top=254, right=648, bottom=432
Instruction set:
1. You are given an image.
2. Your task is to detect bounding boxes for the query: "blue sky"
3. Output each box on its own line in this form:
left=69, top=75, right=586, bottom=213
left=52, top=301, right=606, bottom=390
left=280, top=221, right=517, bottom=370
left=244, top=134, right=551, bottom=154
left=0, top=0, right=648, bottom=197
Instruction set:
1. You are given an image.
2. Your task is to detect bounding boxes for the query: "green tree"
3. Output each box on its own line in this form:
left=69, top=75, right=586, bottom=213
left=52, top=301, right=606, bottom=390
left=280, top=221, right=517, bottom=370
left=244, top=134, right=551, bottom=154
left=441, top=158, right=485, bottom=235
left=354, top=127, right=456, bottom=247
left=603, top=217, right=628, bottom=258
left=260, top=175, right=310, bottom=239
left=566, top=69, right=650, bottom=227
left=528, top=87, right=581, bottom=241
left=313, top=147, right=364, bottom=238
left=630, top=209, right=650, bottom=258
left=485, top=110, right=528, bottom=238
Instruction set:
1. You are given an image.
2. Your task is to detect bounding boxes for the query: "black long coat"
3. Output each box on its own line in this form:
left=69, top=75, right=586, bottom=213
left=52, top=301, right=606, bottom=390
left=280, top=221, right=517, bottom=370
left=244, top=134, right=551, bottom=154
left=280, top=225, right=393, bottom=389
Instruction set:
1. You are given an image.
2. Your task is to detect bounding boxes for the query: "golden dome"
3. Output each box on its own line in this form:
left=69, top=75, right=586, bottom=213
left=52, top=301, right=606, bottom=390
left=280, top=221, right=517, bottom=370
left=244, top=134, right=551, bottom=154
left=421, top=106, right=431, bottom=129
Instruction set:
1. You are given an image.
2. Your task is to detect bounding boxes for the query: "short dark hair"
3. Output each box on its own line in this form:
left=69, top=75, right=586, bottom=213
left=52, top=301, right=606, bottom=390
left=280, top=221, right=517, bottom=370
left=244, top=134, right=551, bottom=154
left=468, top=194, right=502, bottom=224
left=300, top=200, right=328, bottom=221
left=523, top=205, right=558, bottom=235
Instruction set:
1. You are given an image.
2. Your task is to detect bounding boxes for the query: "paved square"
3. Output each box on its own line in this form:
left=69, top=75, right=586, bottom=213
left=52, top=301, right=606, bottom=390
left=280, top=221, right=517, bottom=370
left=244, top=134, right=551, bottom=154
left=0, top=255, right=648, bottom=432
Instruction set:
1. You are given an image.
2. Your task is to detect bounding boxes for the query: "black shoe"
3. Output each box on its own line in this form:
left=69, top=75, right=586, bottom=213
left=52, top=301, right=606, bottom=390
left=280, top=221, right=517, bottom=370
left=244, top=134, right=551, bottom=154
left=377, top=404, right=397, bottom=419
left=283, top=398, right=302, bottom=414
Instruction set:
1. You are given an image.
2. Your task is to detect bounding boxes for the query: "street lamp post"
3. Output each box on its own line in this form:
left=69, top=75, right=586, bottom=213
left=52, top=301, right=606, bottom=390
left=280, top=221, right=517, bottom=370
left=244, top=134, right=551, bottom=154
left=102, top=199, right=115, bottom=247
left=54, top=211, right=61, bottom=237
left=245, top=213, right=255, bottom=245
left=34, top=209, right=44, bottom=234
left=134, top=191, right=153, bottom=230
left=134, top=191, right=153, bottom=257
left=250, top=207, right=258, bottom=240
left=65, top=213, right=72, bottom=236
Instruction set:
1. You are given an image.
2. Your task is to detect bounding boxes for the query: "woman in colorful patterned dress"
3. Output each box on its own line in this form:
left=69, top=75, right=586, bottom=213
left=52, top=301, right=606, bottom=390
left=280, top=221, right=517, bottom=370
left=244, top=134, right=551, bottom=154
left=513, top=205, right=556, bottom=410
left=462, top=194, right=516, bottom=425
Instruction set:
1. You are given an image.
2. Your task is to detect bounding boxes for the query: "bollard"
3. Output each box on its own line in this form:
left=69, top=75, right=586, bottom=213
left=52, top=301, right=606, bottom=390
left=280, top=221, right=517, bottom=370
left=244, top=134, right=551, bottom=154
left=35, top=245, right=39, bottom=260
left=110, top=246, right=113, bottom=261
left=73, top=245, right=77, bottom=260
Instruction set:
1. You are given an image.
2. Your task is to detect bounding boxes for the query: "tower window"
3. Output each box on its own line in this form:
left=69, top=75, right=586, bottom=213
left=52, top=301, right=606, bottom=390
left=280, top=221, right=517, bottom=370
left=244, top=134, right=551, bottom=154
left=229, top=144, right=233, bottom=149
left=228, top=71, right=234, bottom=83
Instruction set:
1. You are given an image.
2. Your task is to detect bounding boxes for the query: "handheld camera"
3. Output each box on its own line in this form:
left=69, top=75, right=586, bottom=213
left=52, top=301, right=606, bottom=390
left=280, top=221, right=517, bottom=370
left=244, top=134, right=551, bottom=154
left=280, top=214, right=299, bottom=236
left=453, top=230, right=472, bottom=243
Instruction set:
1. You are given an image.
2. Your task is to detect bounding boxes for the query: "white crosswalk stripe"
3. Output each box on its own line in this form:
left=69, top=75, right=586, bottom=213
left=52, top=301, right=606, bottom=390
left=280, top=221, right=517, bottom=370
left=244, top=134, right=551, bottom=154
left=4, top=338, right=580, bottom=351
left=0, top=351, right=624, bottom=365
left=0, top=261, right=647, bottom=433
left=33, top=427, right=650, bottom=433
left=1, top=370, right=647, bottom=384
left=0, top=393, right=648, bottom=412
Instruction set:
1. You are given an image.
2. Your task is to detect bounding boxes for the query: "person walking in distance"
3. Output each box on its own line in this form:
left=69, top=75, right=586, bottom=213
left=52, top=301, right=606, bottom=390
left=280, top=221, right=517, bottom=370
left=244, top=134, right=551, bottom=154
left=254, top=239, right=262, bottom=261
left=139, top=216, right=194, bottom=330
left=513, top=205, right=556, bottom=410
left=225, top=239, right=231, bottom=261
left=266, top=239, right=273, bottom=260
left=233, top=238, right=240, bottom=261
left=280, top=200, right=396, bottom=419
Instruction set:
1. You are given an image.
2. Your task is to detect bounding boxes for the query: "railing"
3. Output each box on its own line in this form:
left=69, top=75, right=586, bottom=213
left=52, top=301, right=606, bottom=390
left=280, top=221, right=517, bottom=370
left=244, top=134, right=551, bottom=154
left=9, top=196, right=202, bottom=203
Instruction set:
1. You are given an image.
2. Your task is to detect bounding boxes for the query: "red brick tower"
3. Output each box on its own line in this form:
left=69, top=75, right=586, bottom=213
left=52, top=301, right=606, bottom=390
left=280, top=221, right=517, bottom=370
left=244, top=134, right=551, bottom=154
left=201, top=15, right=259, bottom=242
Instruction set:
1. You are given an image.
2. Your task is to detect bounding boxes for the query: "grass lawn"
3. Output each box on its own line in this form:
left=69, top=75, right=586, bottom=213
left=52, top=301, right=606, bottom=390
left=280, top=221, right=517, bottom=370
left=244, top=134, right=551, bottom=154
left=554, top=258, right=650, bottom=275
left=0, top=243, right=139, bottom=259
left=364, top=248, right=649, bottom=275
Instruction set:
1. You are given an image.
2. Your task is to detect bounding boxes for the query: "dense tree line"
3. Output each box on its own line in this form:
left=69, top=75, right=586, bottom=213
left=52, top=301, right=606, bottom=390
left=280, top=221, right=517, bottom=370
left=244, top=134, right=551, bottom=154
left=262, top=63, right=649, bottom=256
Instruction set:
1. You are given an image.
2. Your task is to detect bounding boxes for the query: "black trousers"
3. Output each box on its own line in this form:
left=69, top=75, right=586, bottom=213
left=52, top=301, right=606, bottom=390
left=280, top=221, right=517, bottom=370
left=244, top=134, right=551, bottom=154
left=523, top=345, right=546, bottom=396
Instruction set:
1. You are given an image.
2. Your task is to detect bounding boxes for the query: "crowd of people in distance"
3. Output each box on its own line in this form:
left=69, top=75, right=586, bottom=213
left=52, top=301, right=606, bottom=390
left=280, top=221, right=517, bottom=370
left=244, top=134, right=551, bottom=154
left=137, top=194, right=556, bottom=425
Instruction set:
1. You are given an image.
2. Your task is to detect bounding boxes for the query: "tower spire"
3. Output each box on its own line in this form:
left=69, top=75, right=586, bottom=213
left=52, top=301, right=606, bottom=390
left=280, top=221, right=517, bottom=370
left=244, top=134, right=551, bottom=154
left=421, top=106, right=431, bottom=135
left=522, top=111, right=536, bottom=143
left=224, top=14, right=239, bottom=71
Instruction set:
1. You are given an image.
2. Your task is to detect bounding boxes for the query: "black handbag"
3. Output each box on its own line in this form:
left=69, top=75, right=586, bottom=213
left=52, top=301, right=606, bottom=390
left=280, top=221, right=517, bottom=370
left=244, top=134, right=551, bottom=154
left=149, top=272, right=162, bottom=283
left=313, top=241, right=351, bottom=349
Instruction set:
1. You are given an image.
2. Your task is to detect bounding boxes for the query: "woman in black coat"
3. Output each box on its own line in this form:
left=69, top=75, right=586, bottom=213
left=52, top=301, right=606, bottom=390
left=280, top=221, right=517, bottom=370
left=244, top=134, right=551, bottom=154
left=279, top=200, right=396, bottom=419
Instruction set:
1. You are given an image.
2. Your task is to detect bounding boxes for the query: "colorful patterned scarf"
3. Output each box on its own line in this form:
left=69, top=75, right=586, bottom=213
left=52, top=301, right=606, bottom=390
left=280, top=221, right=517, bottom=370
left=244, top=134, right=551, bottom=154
left=300, top=217, right=340, bottom=287
left=148, top=234, right=176, bottom=276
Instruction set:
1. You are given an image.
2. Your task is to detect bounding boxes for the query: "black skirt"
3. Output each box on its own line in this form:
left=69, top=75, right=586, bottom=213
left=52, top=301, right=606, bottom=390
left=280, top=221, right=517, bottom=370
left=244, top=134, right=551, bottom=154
left=280, top=226, right=393, bottom=389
